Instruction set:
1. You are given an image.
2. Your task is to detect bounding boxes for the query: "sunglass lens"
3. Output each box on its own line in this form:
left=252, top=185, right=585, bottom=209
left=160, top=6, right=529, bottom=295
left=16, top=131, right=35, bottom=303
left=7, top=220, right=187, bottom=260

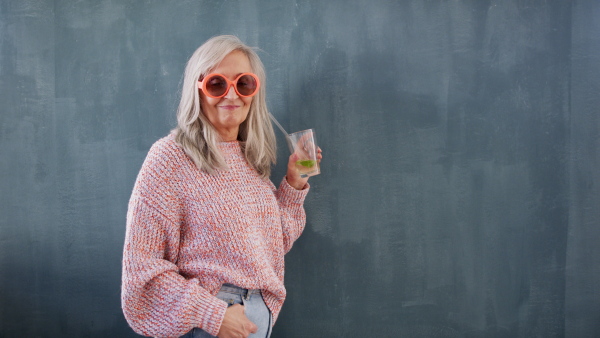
left=236, top=75, right=258, bottom=96
left=205, top=75, right=228, bottom=97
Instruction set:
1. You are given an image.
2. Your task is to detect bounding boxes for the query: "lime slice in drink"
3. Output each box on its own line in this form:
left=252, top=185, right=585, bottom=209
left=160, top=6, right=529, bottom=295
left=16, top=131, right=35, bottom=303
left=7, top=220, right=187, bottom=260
left=296, top=159, right=316, bottom=168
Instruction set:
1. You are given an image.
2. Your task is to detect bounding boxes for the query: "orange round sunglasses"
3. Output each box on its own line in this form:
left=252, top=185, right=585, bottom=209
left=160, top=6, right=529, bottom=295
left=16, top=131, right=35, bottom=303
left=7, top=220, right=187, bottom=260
left=198, top=73, right=260, bottom=98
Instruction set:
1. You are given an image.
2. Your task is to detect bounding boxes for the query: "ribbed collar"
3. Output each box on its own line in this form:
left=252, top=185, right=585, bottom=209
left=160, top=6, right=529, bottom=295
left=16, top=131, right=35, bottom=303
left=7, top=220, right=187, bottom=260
left=218, top=140, right=243, bottom=157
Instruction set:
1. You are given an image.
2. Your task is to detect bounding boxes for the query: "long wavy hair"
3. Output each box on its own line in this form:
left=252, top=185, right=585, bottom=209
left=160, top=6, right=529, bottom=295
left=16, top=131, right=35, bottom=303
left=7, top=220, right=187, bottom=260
left=173, top=35, right=276, bottom=178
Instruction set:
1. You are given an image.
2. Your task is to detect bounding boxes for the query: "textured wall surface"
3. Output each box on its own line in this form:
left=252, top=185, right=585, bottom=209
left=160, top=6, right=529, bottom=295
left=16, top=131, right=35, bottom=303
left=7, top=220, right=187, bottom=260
left=0, top=1, right=598, bottom=337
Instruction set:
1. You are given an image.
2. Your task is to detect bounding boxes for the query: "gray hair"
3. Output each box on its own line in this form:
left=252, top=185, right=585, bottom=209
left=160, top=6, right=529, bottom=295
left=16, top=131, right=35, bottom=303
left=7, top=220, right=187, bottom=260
left=173, top=35, right=276, bottom=178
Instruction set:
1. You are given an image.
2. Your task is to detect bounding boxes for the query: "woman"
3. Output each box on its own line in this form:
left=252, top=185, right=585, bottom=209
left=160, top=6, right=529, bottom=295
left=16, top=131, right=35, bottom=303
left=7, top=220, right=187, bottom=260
left=121, top=35, right=321, bottom=338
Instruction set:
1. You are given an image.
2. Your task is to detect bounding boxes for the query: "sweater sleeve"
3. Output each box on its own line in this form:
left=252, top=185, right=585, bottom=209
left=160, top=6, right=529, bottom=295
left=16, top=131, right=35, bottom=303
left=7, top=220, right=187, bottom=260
left=121, top=140, right=227, bottom=337
left=275, top=177, right=310, bottom=253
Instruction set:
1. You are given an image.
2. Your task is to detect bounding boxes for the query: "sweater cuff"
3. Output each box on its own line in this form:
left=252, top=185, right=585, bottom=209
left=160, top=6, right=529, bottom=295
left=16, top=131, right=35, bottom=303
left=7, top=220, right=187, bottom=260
left=279, top=177, right=310, bottom=204
left=189, top=291, right=228, bottom=336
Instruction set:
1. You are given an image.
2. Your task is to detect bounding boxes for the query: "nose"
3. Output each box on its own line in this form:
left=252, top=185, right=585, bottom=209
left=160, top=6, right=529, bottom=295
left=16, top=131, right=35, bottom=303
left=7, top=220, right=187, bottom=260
left=224, top=84, right=238, bottom=99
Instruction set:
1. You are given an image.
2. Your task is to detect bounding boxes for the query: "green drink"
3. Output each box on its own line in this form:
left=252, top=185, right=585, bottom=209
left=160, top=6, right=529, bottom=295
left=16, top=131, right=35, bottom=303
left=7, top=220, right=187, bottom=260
left=296, top=159, right=316, bottom=168
left=296, top=159, right=318, bottom=175
left=288, top=128, right=320, bottom=177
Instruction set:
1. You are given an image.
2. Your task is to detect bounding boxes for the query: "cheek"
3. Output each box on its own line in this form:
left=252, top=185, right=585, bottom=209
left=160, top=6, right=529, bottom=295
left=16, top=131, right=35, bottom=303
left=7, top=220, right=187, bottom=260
left=242, top=97, right=253, bottom=107
left=201, top=96, right=220, bottom=110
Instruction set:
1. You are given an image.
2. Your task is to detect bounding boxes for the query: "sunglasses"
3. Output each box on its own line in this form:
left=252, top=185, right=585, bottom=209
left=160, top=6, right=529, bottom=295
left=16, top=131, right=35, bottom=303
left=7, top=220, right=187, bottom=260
left=198, top=73, right=260, bottom=98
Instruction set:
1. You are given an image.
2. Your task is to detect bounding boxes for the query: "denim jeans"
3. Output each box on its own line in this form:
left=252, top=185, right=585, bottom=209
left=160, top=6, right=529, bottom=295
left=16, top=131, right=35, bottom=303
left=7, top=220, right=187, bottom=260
left=181, top=284, right=272, bottom=338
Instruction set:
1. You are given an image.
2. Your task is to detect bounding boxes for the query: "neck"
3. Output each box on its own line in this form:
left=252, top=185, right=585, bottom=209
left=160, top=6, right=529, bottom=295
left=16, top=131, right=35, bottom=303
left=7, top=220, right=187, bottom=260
left=218, top=128, right=239, bottom=142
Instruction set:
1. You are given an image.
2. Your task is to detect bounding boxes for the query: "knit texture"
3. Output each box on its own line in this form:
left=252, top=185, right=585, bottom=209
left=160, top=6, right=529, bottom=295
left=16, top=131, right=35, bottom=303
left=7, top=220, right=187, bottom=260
left=122, top=134, right=309, bottom=337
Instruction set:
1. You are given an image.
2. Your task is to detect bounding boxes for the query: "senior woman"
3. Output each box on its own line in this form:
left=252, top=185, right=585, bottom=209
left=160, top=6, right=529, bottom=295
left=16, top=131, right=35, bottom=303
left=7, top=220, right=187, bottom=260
left=121, top=35, right=321, bottom=338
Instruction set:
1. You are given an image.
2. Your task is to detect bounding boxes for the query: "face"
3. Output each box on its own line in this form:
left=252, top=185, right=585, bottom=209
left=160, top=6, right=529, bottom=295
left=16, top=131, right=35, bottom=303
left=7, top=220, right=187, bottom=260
left=199, top=50, right=255, bottom=141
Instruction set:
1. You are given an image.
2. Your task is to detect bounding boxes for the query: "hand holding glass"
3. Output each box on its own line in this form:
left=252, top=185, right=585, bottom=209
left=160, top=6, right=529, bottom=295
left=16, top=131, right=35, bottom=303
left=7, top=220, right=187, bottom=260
left=287, top=129, right=320, bottom=177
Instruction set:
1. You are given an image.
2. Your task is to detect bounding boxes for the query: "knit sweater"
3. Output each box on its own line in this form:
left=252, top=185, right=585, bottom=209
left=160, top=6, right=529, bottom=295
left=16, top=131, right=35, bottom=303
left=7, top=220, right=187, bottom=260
left=121, top=134, right=309, bottom=337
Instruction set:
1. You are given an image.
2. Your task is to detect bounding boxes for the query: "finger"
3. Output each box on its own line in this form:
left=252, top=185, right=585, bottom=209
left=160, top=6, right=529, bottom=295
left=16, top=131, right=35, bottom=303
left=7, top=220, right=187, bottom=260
left=288, top=153, right=299, bottom=170
left=248, top=322, right=258, bottom=334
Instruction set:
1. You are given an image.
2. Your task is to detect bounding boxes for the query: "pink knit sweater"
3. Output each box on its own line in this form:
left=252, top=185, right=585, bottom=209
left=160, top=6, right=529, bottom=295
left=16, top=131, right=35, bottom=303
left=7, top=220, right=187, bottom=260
left=122, top=134, right=309, bottom=337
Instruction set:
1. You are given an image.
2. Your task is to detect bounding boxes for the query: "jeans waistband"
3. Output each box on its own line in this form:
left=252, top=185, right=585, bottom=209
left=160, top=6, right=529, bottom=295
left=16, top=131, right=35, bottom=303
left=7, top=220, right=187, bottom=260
left=220, top=283, right=262, bottom=299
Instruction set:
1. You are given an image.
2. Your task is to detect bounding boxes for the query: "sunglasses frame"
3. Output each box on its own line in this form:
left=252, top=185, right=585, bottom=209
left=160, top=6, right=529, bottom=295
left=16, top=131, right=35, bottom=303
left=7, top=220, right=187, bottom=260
left=198, top=72, right=261, bottom=99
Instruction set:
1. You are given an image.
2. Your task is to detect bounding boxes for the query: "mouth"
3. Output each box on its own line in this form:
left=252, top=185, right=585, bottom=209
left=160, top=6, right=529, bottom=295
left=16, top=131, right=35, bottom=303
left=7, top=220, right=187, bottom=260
left=218, top=105, right=240, bottom=111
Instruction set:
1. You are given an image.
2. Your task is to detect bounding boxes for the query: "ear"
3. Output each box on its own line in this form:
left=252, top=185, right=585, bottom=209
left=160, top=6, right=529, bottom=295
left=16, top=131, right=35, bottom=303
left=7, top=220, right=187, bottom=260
left=197, top=80, right=202, bottom=89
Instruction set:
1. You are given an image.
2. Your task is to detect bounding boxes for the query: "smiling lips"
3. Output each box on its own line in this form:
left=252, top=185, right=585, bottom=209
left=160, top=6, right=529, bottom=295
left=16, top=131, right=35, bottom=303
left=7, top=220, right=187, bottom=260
left=218, top=105, right=240, bottom=111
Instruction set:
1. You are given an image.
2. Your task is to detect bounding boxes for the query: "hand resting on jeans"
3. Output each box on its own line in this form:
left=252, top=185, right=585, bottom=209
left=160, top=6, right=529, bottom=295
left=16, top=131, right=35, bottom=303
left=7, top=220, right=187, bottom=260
left=217, top=304, right=258, bottom=338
